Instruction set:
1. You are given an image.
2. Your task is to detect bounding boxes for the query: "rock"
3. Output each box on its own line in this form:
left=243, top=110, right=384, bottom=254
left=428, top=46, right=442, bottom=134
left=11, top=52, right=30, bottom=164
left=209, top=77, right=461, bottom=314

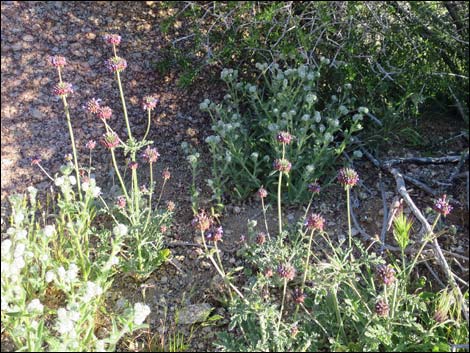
left=30, top=108, right=42, bottom=119
left=12, top=42, right=22, bottom=51
left=351, top=227, right=359, bottom=236
left=86, top=32, right=96, bottom=40
left=177, top=303, right=213, bottom=325
left=22, top=34, right=35, bottom=42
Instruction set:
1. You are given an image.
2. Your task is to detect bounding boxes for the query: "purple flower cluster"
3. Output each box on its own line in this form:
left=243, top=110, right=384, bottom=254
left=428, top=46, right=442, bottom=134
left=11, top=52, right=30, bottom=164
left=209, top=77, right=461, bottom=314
left=142, top=96, right=159, bottom=111
left=116, top=196, right=126, bottom=209
left=273, top=158, right=292, bottom=173
left=191, top=210, right=212, bottom=232
left=53, top=82, right=74, bottom=97
left=305, top=213, right=325, bottom=231
left=162, top=169, right=171, bottom=181
left=128, top=161, right=139, bottom=170
left=48, top=55, right=67, bottom=68
left=292, top=288, right=306, bottom=304
left=205, top=226, right=224, bottom=243
left=141, top=146, right=160, bottom=164
left=86, top=140, right=97, bottom=150
left=84, top=98, right=102, bottom=114
left=255, top=232, right=266, bottom=245
left=103, top=34, right=122, bottom=46
left=433, top=195, right=452, bottom=216
left=277, top=263, right=296, bottom=281
left=101, top=131, right=120, bottom=149
left=257, top=186, right=268, bottom=199
left=375, top=299, right=389, bottom=317
left=376, top=264, right=396, bottom=286
left=106, top=56, right=127, bottom=73
left=276, top=131, right=293, bottom=145
left=308, top=180, right=321, bottom=194
left=98, top=106, right=113, bottom=120
left=337, top=167, right=359, bottom=188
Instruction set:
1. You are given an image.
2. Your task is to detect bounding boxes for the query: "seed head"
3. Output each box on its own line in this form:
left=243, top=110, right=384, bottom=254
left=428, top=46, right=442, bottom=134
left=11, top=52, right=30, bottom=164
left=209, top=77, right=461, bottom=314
left=48, top=55, right=67, bottom=68
left=277, top=131, right=293, bottom=144
left=142, top=96, right=158, bottom=111
left=375, top=299, right=389, bottom=317
left=98, top=106, right=113, bottom=120
left=337, top=167, right=359, bottom=188
left=277, top=263, right=296, bottom=281
left=101, top=132, right=120, bottom=149
left=103, top=34, right=121, bottom=46
left=106, top=56, right=127, bottom=73
left=257, top=186, right=268, bottom=199
left=376, top=264, right=396, bottom=286
left=273, top=158, right=292, bottom=173
left=433, top=309, right=448, bottom=323
left=142, top=146, right=160, bottom=164
left=53, top=82, right=74, bottom=97
left=305, top=213, right=325, bottom=231
left=264, top=267, right=273, bottom=278
left=434, top=195, right=452, bottom=216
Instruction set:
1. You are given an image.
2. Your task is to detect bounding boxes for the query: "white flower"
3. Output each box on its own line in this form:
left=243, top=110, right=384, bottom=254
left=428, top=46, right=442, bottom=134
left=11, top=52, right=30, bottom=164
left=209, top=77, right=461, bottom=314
left=27, top=299, right=44, bottom=314
left=82, top=281, right=103, bottom=303
left=1, top=239, right=12, bottom=253
left=339, top=105, right=349, bottom=115
left=44, top=225, right=55, bottom=238
left=95, top=340, right=106, bottom=352
left=14, top=243, right=26, bottom=258
left=358, top=106, right=369, bottom=114
left=344, top=83, right=352, bottom=90
left=55, top=176, right=65, bottom=187
left=57, top=266, right=66, bottom=279
left=305, top=93, right=317, bottom=104
left=92, top=186, right=102, bottom=198
left=113, top=224, right=128, bottom=237
left=320, top=56, right=330, bottom=65
left=301, top=114, right=310, bottom=122
left=12, top=256, right=25, bottom=270
left=66, top=263, right=79, bottom=283
left=250, top=152, right=259, bottom=160
left=82, top=181, right=90, bottom=191
left=40, top=254, right=49, bottom=262
left=133, top=303, right=151, bottom=325
left=14, top=212, right=25, bottom=225
left=306, top=165, right=315, bottom=173
left=69, top=176, right=76, bottom=185
left=16, top=229, right=27, bottom=240
left=45, top=270, right=55, bottom=283
left=109, top=255, right=119, bottom=266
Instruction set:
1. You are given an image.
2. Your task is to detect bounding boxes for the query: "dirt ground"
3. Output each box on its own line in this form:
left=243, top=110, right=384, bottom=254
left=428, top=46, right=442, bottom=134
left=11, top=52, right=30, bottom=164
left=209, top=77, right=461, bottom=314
left=1, top=1, right=468, bottom=351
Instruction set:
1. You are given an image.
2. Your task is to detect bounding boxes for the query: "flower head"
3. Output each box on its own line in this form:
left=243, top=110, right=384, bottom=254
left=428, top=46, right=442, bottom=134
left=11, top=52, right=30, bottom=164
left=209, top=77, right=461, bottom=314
left=98, top=106, right=112, bottom=120
left=142, top=146, right=160, bottom=164
left=292, top=288, right=306, bottom=304
left=104, top=34, right=122, bottom=46
left=433, top=309, right=448, bottom=323
left=116, top=196, right=126, bottom=209
left=167, top=201, right=175, bottom=212
left=434, top=195, right=452, bottom=217
left=133, top=303, right=151, bottom=325
left=277, top=263, right=296, bottom=281
left=376, top=264, right=396, bottom=286
left=375, top=299, right=389, bottom=317
left=305, top=213, right=325, bottom=231
left=257, top=186, right=268, bottom=199
left=31, top=155, right=42, bottom=166
left=264, top=267, right=273, bottom=278
left=308, top=180, right=321, bottom=194
left=53, top=82, right=74, bottom=97
left=162, top=168, right=171, bottom=181
left=106, top=56, right=127, bottom=73
left=277, top=131, right=293, bottom=145
left=273, top=158, right=292, bottom=173
left=205, top=226, right=223, bottom=242
left=85, top=140, right=96, bottom=150
left=128, top=161, right=139, bottom=170
left=192, top=210, right=212, bottom=232
left=256, top=232, right=266, bottom=245
left=48, top=55, right=67, bottom=68
left=84, top=98, right=102, bottom=114
left=337, top=167, right=359, bottom=188
left=142, top=96, right=158, bottom=111
left=101, top=132, right=120, bottom=149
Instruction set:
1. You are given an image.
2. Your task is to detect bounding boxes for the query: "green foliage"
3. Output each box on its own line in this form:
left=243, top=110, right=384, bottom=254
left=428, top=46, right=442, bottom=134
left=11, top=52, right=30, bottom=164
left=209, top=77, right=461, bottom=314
left=200, top=62, right=365, bottom=203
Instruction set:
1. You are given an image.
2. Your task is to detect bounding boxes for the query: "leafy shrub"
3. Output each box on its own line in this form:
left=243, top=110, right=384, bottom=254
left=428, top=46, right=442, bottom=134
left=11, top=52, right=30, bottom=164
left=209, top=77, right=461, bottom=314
left=200, top=61, right=366, bottom=203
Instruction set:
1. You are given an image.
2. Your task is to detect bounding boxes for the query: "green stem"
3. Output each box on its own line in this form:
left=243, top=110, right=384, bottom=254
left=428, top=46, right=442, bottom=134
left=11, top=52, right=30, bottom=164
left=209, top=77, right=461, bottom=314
left=115, top=71, right=133, bottom=141
left=277, top=144, right=285, bottom=238
left=144, top=162, right=154, bottom=232
left=302, top=228, right=315, bottom=289
left=156, top=179, right=167, bottom=209
left=277, top=278, right=288, bottom=334
left=346, top=187, right=352, bottom=251
left=261, top=197, right=270, bottom=240
left=110, top=149, right=131, bottom=206
left=143, top=109, right=152, bottom=141
left=62, top=96, right=82, bottom=201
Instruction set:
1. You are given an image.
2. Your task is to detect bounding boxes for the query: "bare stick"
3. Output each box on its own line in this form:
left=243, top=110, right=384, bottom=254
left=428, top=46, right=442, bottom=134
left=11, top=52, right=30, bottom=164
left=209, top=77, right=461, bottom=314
left=384, top=155, right=462, bottom=168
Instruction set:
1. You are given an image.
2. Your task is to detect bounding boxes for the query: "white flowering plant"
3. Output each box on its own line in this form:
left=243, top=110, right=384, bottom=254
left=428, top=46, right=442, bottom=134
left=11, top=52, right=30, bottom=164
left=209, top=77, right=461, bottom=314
left=200, top=61, right=366, bottom=202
